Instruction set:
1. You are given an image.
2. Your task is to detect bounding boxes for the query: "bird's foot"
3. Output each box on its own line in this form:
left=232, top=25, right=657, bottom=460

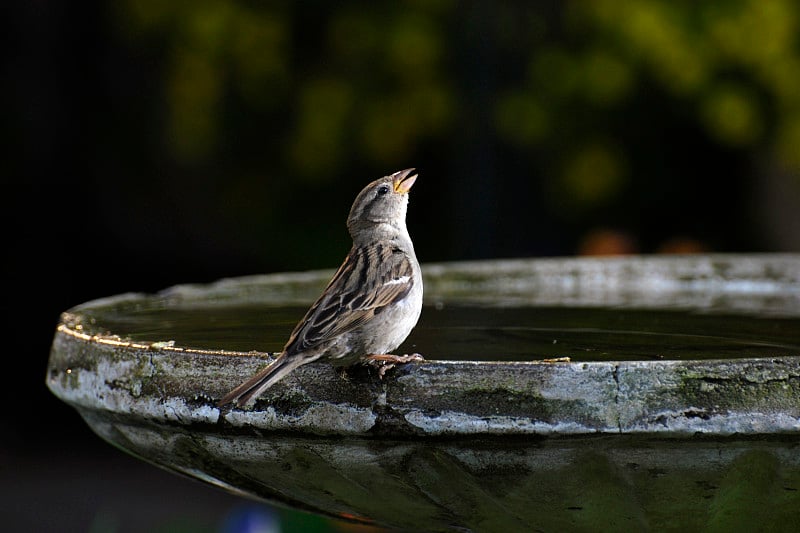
left=367, top=353, right=425, bottom=364
left=365, top=353, right=425, bottom=378
left=541, top=356, right=571, bottom=363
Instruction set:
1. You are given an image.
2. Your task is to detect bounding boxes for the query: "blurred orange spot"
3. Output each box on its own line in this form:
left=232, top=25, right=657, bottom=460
left=577, top=228, right=638, bottom=256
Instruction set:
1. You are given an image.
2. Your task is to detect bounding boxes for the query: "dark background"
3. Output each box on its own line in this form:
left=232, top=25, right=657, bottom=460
left=5, top=1, right=800, bottom=531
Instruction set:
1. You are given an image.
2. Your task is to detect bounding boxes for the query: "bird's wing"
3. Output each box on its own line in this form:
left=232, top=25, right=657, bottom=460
left=283, top=242, right=415, bottom=355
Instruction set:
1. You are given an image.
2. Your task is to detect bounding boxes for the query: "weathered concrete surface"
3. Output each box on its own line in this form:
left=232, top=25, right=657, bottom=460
left=421, top=254, right=800, bottom=311
left=617, top=359, right=800, bottom=434
left=76, top=414, right=800, bottom=532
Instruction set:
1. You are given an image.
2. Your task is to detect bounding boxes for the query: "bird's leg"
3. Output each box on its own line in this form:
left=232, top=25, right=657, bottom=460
left=365, top=353, right=425, bottom=378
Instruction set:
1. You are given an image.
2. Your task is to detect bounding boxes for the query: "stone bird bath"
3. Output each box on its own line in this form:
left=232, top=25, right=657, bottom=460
left=47, top=255, right=800, bottom=531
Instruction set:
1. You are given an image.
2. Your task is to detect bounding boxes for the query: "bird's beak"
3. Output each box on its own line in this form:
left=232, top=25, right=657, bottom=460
left=393, top=168, right=418, bottom=194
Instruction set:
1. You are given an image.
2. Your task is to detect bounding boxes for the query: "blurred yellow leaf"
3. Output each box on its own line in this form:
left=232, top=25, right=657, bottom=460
left=700, top=84, right=763, bottom=147
left=494, top=92, right=549, bottom=145
left=561, top=144, right=627, bottom=209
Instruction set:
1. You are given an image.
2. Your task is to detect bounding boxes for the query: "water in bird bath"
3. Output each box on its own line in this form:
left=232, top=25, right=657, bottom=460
left=77, top=301, right=800, bottom=363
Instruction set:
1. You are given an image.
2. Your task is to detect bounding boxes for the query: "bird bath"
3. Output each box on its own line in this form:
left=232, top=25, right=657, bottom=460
left=47, top=255, right=800, bottom=531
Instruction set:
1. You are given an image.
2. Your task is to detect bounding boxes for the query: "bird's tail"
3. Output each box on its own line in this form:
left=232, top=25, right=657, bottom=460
left=217, top=353, right=304, bottom=408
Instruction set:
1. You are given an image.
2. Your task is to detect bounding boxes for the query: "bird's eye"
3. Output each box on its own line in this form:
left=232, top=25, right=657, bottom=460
left=377, top=185, right=390, bottom=196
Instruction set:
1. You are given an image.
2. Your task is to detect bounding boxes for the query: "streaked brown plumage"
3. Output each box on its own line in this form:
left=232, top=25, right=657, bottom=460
left=218, top=169, right=423, bottom=407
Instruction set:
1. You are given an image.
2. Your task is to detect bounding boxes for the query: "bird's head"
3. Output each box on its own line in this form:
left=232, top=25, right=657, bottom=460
left=347, top=168, right=417, bottom=240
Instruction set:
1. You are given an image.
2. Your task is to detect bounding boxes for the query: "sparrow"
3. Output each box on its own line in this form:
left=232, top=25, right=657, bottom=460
left=218, top=168, right=424, bottom=408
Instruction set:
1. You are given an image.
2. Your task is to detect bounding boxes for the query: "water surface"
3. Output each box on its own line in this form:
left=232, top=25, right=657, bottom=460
left=78, top=301, right=800, bottom=362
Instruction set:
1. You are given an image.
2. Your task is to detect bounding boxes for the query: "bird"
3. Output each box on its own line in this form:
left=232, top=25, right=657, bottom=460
left=218, top=168, right=424, bottom=408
